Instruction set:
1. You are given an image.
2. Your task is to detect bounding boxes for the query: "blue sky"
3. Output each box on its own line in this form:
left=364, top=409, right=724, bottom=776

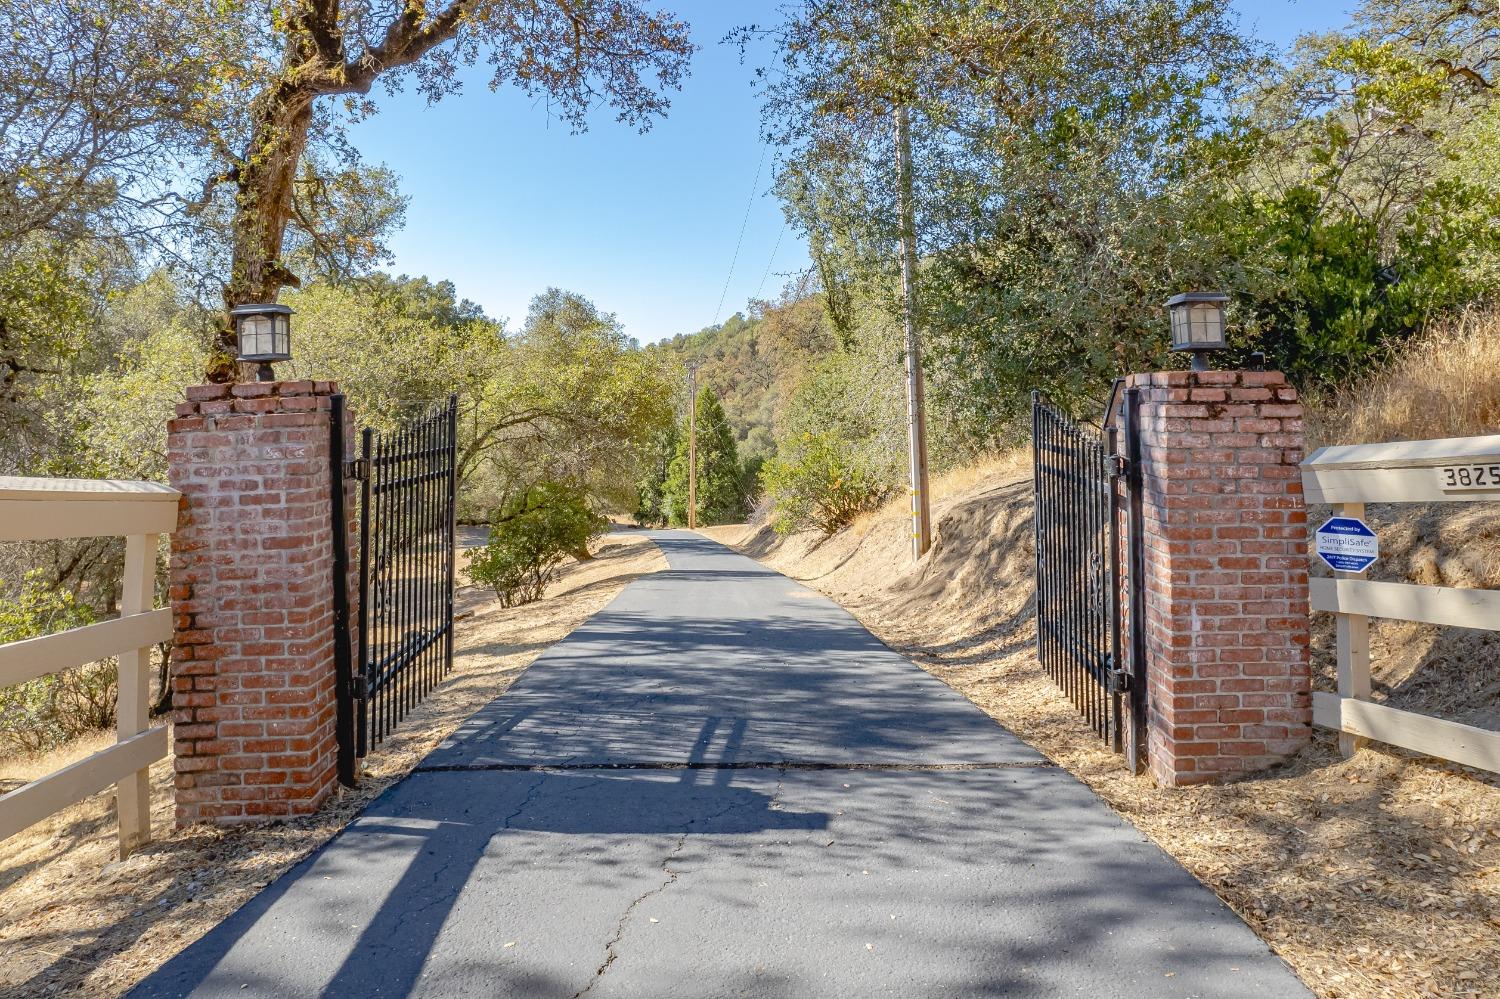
left=350, top=0, right=1353, bottom=344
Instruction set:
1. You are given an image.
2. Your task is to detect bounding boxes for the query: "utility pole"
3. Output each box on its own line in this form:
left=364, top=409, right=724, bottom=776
left=896, top=102, right=932, bottom=559
left=686, top=363, right=698, bottom=530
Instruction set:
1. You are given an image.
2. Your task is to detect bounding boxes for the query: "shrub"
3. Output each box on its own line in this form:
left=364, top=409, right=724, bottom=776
left=634, top=421, right=676, bottom=527
left=466, top=481, right=608, bottom=607
left=1234, top=182, right=1500, bottom=388
left=0, top=569, right=115, bottom=756
left=739, top=454, right=765, bottom=511
left=760, top=431, right=894, bottom=536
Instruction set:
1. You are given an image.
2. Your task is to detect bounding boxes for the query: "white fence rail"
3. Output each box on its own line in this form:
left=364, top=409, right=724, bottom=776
left=0, top=476, right=179, bottom=858
left=1302, top=435, right=1500, bottom=774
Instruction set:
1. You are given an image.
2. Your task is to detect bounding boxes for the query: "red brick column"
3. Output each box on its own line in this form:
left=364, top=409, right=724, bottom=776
left=166, top=380, right=353, bottom=826
left=1128, top=370, right=1311, bottom=786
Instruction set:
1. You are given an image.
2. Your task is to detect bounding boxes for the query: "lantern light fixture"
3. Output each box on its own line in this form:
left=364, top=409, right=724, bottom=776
left=1165, top=291, right=1229, bottom=372
left=231, top=303, right=293, bottom=382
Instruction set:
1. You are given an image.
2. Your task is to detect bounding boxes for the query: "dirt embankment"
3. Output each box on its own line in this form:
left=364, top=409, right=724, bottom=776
left=0, top=531, right=665, bottom=999
left=707, top=461, right=1500, bottom=999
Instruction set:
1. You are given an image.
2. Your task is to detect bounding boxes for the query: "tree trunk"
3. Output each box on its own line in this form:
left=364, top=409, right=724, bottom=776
left=208, top=84, right=316, bottom=382
left=151, top=641, right=173, bottom=716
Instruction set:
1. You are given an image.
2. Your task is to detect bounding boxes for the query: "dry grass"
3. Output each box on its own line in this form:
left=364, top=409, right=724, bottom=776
left=1307, top=307, right=1500, bottom=448
left=0, top=730, right=117, bottom=791
left=0, top=531, right=665, bottom=999
left=848, top=449, right=1032, bottom=538
left=716, top=459, right=1500, bottom=999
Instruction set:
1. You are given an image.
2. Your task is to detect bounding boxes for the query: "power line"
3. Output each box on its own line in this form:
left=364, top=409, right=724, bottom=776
left=753, top=222, right=787, bottom=302
left=712, top=143, right=769, bottom=326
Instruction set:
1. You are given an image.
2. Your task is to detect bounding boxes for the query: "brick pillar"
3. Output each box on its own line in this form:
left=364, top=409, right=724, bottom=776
left=167, top=380, right=353, bottom=826
left=1129, top=370, right=1311, bottom=786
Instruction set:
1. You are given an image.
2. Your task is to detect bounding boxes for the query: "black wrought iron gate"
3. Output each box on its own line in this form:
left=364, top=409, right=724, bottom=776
left=1031, top=387, right=1146, bottom=766
left=332, top=395, right=458, bottom=785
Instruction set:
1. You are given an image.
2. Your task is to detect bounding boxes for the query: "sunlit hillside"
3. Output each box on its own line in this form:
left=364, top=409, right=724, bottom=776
left=650, top=289, right=839, bottom=461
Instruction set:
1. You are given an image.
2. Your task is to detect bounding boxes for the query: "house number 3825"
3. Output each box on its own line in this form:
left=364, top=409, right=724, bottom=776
left=1438, top=464, right=1500, bottom=490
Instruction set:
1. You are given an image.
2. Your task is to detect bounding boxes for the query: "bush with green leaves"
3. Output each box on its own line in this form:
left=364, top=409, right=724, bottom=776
left=739, top=455, right=765, bottom=511
left=0, top=569, right=116, bottom=755
left=634, top=421, right=678, bottom=527
left=466, top=482, right=608, bottom=608
left=1229, top=182, right=1500, bottom=385
left=760, top=431, right=894, bottom=536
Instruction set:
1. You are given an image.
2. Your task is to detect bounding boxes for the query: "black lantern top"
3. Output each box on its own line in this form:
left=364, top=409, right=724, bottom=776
left=231, top=303, right=293, bottom=381
left=1165, top=292, right=1228, bottom=370
left=1166, top=292, right=1228, bottom=350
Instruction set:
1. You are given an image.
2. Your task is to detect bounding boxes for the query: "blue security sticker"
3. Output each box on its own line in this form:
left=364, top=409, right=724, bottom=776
left=1315, top=517, right=1378, bottom=573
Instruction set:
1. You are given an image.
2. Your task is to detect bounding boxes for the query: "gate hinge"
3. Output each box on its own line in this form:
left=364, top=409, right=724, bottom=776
left=1108, top=453, right=1129, bottom=478
left=1107, top=668, right=1132, bottom=694
left=345, top=457, right=370, bottom=481
left=347, top=674, right=368, bottom=701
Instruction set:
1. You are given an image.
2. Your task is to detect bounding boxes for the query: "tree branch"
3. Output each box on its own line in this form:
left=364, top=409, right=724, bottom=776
left=1431, top=57, right=1494, bottom=89
left=330, top=0, right=476, bottom=96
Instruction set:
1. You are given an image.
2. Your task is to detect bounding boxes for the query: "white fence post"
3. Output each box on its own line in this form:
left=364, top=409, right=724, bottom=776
left=1333, top=501, right=1371, bottom=759
left=117, top=532, right=158, bottom=857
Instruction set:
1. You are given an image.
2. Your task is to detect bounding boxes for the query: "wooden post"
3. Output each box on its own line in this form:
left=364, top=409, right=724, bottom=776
left=895, top=103, right=931, bottom=559
left=116, top=532, right=157, bottom=857
left=687, top=365, right=698, bottom=531
left=1334, top=501, right=1372, bottom=757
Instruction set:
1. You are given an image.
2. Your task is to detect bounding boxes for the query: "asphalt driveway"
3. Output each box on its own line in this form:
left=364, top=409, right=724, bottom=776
left=131, top=531, right=1310, bottom=998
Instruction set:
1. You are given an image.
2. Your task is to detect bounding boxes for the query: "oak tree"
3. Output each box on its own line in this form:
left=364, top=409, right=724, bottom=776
left=198, top=0, right=695, bottom=379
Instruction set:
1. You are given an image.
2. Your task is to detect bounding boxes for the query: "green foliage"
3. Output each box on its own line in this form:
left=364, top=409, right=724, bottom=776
left=283, top=276, right=499, bottom=435
left=757, top=309, right=943, bottom=535
left=278, top=280, right=674, bottom=521
left=59, top=273, right=213, bottom=481
left=748, top=0, right=1259, bottom=433
left=7, top=0, right=697, bottom=378
left=649, top=277, right=841, bottom=464
left=0, top=570, right=115, bottom=756
left=500, top=289, right=675, bottom=514
left=0, top=238, right=101, bottom=474
left=662, top=387, right=746, bottom=526
left=1232, top=182, right=1500, bottom=382
left=1225, top=0, right=1500, bottom=381
left=739, top=455, right=766, bottom=512
left=634, top=420, right=678, bottom=527
left=651, top=313, right=777, bottom=462
left=0, top=569, right=95, bottom=643
left=737, top=0, right=1500, bottom=438
left=760, top=431, right=893, bottom=536
left=465, top=481, right=608, bottom=608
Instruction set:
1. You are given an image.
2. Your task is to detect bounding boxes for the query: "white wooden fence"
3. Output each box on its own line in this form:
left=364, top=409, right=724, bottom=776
left=0, top=476, right=179, bottom=858
left=1302, top=435, right=1500, bottom=773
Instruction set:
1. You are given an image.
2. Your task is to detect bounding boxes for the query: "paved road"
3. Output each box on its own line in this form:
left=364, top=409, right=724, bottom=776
left=133, top=531, right=1310, bottom=998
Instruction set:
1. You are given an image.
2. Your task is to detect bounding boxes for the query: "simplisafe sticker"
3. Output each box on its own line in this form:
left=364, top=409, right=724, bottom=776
left=1315, top=517, right=1378, bottom=573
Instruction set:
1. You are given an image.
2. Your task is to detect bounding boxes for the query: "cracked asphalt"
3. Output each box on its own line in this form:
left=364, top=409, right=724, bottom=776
left=130, top=531, right=1311, bottom=998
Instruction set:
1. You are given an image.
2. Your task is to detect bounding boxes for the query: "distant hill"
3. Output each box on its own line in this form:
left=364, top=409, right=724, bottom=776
left=649, top=292, right=835, bottom=460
